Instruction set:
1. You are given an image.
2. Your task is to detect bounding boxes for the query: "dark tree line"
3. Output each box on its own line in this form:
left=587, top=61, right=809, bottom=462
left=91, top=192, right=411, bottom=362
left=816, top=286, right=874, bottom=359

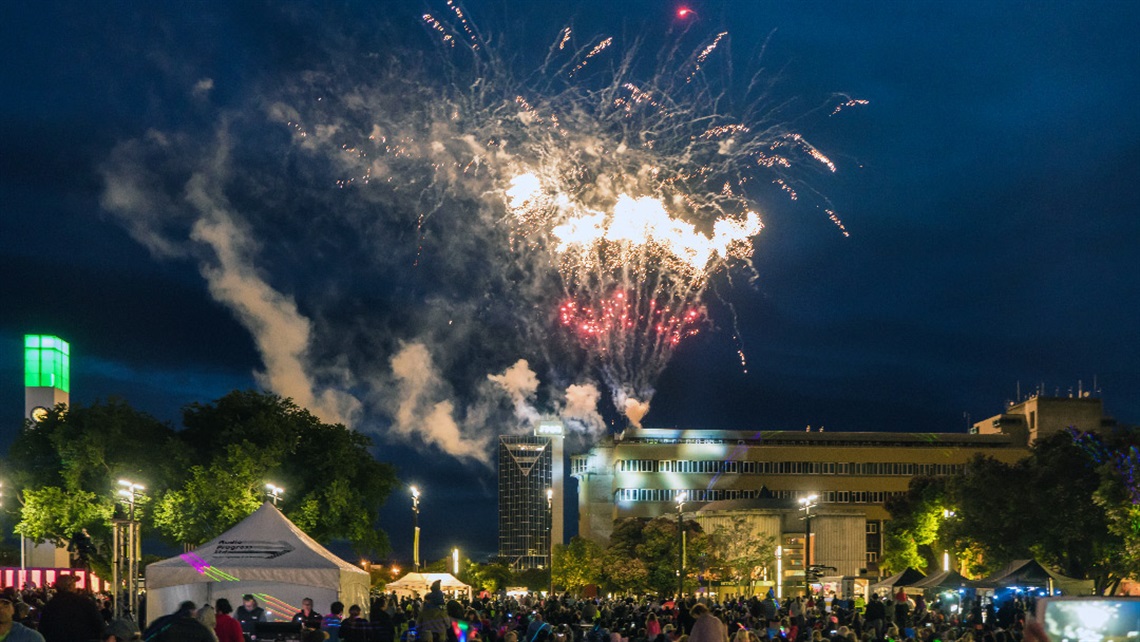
left=882, top=429, right=1140, bottom=595
left=6, top=390, right=399, bottom=576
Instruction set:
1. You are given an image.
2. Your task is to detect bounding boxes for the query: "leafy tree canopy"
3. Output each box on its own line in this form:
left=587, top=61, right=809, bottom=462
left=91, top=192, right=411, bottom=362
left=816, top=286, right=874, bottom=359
left=552, top=536, right=603, bottom=594
left=883, top=429, right=1140, bottom=594
left=6, top=390, right=399, bottom=561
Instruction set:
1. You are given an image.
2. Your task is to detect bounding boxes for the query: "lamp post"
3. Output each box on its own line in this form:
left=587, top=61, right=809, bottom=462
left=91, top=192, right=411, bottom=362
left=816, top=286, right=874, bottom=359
left=776, top=545, right=784, bottom=599
left=942, top=509, right=956, bottom=572
left=266, top=483, right=284, bottom=506
left=799, top=494, right=818, bottom=600
left=546, top=488, right=554, bottom=596
left=453, top=548, right=460, bottom=575
left=115, top=479, right=145, bottom=619
left=676, top=491, right=687, bottom=598
left=411, top=486, right=421, bottom=571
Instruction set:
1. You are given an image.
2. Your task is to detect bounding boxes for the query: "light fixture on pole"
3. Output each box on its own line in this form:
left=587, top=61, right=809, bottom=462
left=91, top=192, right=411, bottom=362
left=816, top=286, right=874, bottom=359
left=411, top=486, right=421, bottom=571
left=942, top=509, right=956, bottom=572
left=776, top=545, right=784, bottom=599
left=452, top=548, right=459, bottom=576
left=546, top=488, right=554, bottom=596
left=265, top=483, right=284, bottom=506
left=114, top=479, right=146, bottom=620
left=118, top=480, right=145, bottom=521
left=675, top=491, right=687, bottom=598
left=799, top=494, right=818, bottom=599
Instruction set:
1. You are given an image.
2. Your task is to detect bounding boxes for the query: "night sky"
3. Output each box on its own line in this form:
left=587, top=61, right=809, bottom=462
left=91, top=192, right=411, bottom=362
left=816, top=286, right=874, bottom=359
left=3, top=1, right=1139, bottom=563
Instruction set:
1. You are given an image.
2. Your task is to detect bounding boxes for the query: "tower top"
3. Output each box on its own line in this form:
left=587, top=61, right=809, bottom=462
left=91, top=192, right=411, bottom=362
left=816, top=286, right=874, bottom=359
left=24, top=334, right=70, bottom=393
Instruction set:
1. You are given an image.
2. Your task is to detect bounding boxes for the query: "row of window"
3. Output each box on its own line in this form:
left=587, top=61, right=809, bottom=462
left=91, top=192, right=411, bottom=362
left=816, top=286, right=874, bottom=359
left=620, top=459, right=964, bottom=476
left=629, top=438, right=1005, bottom=449
left=613, top=488, right=904, bottom=505
left=571, top=458, right=590, bottom=475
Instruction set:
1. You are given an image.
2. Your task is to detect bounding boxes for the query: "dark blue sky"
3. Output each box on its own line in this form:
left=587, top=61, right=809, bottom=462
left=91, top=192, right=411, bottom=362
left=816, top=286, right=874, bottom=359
left=3, top=1, right=1139, bottom=563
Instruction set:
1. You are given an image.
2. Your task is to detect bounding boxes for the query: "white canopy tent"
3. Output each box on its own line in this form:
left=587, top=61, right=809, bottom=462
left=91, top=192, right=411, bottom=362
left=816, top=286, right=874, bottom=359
left=145, top=502, right=370, bottom=625
left=386, top=572, right=472, bottom=600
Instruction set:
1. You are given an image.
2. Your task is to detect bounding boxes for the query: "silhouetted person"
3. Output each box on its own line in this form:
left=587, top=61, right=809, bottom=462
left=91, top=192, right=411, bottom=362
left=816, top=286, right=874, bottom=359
left=38, top=576, right=103, bottom=642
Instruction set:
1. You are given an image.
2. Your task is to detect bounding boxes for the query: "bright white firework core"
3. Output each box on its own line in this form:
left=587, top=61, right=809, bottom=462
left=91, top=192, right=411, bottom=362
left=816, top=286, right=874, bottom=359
left=512, top=172, right=763, bottom=271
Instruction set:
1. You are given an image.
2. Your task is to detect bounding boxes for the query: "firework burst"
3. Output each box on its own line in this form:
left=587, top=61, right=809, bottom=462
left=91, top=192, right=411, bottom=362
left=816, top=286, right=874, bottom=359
left=288, top=2, right=863, bottom=426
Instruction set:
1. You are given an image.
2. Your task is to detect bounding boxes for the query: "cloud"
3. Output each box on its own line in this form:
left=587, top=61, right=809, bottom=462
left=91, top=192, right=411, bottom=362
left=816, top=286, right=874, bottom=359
left=192, top=78, right=214, bottom=98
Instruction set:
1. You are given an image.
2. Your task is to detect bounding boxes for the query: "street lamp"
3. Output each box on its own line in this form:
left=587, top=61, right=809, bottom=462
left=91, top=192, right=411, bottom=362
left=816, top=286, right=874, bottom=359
left=776, top=545, right=784, bottom=599
left=942, top=509, right=956, bottom=572
left=546, top=488, right=554, bottom=596
left=265, top=483, right=284, bottom=506
left=453, top=548, right=460, bottom=575
left=115, top=479, right=146, bottom=619
left=676, top=491, right=687, bottom=598
left=411, top=486, right=421, bottom=571
left=799, top=494, right=818, bottom=599
left=118, top=480, right=145, bottom=521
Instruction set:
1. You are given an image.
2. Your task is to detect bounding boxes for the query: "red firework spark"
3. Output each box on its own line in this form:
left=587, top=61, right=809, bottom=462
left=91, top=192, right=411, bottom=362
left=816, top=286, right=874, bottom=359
left=558, top=291, right=704, bottom=348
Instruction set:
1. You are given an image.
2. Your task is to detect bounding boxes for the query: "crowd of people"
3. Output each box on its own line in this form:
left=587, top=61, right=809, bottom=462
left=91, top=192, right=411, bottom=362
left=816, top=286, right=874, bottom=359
left=0, top=575, right=1043, bottom=642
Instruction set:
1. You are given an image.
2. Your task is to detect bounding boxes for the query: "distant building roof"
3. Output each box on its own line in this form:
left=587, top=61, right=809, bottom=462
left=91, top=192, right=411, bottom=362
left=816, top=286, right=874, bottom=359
left=614, top=428, right=1014, bottom=448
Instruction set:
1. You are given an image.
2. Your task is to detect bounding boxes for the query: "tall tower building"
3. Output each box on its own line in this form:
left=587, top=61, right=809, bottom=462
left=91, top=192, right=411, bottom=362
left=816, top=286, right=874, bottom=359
left=497, top=421, right=565, bottom=570
left=24, top=334, right=70, bottom=423
left=22, top=334, right=72, bottom=568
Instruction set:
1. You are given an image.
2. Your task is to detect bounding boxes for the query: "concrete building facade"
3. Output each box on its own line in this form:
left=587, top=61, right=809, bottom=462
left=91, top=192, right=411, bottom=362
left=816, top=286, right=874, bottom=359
left=973, top=394, right=1114, bottom=444
left=693, top=499, right=868, bottom=597
left=572, top=427, right=1032, bottom=576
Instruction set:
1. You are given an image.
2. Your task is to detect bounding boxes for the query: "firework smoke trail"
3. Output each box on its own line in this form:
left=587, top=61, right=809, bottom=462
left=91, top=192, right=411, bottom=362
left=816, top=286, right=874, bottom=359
left=99, top=2, right=865, bottom=449
left=298, top=2, right=863, bottom=427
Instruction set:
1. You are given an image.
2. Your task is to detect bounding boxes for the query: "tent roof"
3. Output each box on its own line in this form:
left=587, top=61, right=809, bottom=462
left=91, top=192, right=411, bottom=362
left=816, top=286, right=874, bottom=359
left=910, top=569, right=979, bottom=591
left=975, top=559, right=1080, bottom=589
left=871, top=568, right=927, bottom=591
left=386, top=572, right=470, bottom=591
left=146, top=502, right=367, bottom=588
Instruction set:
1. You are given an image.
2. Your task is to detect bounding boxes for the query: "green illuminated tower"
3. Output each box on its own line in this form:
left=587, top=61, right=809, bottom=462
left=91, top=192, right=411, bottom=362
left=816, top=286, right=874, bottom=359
left=22, top=334, right=73, bottom=568
left=24, top=334, right=70, bottom=423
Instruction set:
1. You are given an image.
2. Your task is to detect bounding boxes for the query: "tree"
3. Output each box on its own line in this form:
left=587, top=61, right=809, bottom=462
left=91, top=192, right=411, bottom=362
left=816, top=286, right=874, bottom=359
left=598, top=546, right=649, bottom=594
left=467, top=562, right=512, bottom=593
left=882, top=430, right=1139, bottom=594
left=599, top=516, right=707, bottom=596
left=6, top=391, right=400, bottom=561
left=553, top=536, right=603, bottom=594
left=881, top=476, right=950, bottom=574
left=6, top=399, right=189, bottom=574
left=706, top=517, right=777, bottom=590
left=150, top=449, right=264, bottom=545
left=514, top=566, right=550, bottom=592
left=160, top=390, right=399, bottom=555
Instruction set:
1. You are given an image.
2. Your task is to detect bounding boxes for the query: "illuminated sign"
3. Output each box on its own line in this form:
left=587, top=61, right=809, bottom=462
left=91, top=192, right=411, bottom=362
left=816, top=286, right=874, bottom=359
left=24, top=335, right=70, bottom=393
left=536, top=421, right=564, bottom=436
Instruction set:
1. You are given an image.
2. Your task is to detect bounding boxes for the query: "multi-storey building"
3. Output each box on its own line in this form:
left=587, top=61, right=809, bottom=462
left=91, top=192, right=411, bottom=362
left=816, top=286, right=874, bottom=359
left=573, top=394, right=1121, bottom=589
left=497, top=422, right=565, bottom=570
left=573, top=427, right=1033, bottom=577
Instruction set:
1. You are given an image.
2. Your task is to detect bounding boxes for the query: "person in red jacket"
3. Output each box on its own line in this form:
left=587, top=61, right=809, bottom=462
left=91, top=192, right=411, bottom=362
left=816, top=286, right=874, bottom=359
left=213, top=599, right=246, bottom=642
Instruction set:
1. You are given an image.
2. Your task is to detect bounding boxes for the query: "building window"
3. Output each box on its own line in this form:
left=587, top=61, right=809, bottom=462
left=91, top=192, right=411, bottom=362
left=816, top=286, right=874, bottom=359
left=866, top=552, right=878, bottom=563
left=866, top=522, right=878, bottom=534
